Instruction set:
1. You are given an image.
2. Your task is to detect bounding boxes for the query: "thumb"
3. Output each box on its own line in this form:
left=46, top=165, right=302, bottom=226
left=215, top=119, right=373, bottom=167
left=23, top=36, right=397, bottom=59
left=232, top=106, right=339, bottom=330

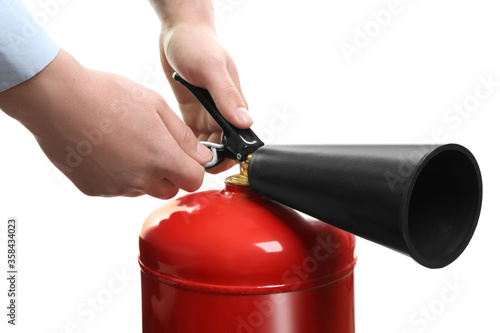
left=157, top=104, right=213, bottom=165
left=203, top=70, right=253, bottom=129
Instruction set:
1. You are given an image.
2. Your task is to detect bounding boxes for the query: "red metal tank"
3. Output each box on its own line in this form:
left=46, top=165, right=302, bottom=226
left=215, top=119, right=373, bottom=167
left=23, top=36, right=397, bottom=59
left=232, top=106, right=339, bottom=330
left=139, top=182, right=356, bottom=333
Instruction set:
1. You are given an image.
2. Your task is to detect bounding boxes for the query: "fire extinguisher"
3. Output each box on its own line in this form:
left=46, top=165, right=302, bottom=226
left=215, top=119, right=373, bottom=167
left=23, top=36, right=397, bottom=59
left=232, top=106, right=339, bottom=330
left=138, top=74, right=482, bottom=332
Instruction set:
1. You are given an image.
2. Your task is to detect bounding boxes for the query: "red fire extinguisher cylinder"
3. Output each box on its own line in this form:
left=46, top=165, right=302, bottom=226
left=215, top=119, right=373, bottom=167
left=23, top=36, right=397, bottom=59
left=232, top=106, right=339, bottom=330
left=139, top=181, right=356, bottom=333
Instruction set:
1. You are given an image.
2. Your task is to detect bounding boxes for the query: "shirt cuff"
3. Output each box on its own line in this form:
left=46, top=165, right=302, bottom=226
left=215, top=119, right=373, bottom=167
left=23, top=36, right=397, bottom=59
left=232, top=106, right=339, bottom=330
left=0, top=0, right=60, bottom=92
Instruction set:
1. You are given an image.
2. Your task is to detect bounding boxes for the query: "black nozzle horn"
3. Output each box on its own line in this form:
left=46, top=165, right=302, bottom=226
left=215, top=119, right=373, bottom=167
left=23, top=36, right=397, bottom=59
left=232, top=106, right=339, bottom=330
left=248, top=144, right=482, bottom=268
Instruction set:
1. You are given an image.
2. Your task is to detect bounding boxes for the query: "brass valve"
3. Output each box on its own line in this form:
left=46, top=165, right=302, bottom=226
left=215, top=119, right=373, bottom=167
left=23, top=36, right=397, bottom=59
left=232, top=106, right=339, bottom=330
left=225, top=154, right=252, bottom=186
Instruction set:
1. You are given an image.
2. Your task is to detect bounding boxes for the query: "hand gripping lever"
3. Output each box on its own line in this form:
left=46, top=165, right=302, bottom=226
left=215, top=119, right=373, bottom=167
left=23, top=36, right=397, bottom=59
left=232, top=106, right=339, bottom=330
left=173, top=73, right=264, bottom=169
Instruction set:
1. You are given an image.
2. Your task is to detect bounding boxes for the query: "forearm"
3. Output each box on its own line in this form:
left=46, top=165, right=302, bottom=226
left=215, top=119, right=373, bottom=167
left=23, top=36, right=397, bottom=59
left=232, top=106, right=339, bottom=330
left=148, top=0, right=215, bottom=29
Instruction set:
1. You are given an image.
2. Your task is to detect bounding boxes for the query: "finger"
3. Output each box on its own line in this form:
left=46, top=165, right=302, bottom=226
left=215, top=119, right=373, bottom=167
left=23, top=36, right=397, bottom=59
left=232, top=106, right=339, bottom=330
left=202, top=69, right=253, bottom=129
left=226, top=59, right=246, bottom=104
left=155, top=133, right=206, bottom=192
left=153, top=121, right=207, bottom=192
left=164, top=59, right=251, bottom=131
left=142, top=178, right=180, bottom=200
left=156, top=102, right=213, bottom=165
left=163, top=59, right=198, bottom=105
left=207, top=131, right=223, bottom=144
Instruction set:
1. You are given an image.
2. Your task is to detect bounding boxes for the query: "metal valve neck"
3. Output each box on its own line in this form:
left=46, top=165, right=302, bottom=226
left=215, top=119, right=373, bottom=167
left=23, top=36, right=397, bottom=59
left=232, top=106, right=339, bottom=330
left=225, top=154, right=252, bottom=187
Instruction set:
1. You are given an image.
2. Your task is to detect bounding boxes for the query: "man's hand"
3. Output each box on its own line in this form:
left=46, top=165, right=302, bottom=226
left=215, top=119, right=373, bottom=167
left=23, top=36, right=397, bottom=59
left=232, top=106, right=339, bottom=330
left=0, top=49, right=212, bottom=199
left=149, top=0, right=253, bottom=172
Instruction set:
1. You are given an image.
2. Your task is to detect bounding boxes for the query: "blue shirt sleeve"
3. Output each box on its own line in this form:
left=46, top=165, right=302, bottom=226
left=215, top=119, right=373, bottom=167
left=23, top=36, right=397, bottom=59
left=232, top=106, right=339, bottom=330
left=0, top=0, right=59, bottom=92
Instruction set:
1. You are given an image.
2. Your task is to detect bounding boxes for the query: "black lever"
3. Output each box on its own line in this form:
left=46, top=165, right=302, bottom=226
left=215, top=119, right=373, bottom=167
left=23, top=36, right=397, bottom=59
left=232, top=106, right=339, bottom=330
left=173, top=73, right=264, bottom=168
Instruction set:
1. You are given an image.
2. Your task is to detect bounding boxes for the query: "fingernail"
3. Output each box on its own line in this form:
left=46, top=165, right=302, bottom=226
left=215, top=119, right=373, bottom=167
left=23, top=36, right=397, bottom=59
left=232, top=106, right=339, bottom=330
left=198, top=142, right=212, bottom=160
left=235, top=107, right=253, bottom=126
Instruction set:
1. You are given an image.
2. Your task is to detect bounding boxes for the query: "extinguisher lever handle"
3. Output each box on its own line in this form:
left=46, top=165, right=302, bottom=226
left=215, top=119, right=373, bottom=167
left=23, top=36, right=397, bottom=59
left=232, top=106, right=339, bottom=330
left=173, top=73, right=264, bottom=168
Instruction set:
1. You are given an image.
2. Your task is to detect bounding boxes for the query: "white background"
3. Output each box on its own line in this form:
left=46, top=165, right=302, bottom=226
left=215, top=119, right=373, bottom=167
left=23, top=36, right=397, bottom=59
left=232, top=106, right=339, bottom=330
left=1, top=0, right=499, bottom=332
